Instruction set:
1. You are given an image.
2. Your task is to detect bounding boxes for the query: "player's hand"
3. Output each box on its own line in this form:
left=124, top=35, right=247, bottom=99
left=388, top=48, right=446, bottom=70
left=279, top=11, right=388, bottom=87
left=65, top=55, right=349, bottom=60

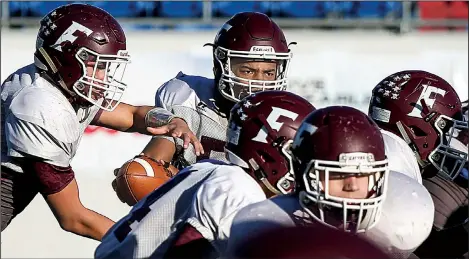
left=157, top=159, right=179, bottom=177
left=112, top=167, right=127, bottom=204
left=146, top=118, right=204, bottom=156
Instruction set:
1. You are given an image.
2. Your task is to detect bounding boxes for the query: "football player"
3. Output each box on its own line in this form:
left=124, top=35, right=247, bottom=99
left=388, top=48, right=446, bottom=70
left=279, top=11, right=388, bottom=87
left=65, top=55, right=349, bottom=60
left=1, top=3, right=200, bottom=241
left=227, top=106, right=434, bottom=259
left=95, top=91, right=315, bottom=259
left=112, top=12, right=294, bottom=180
left=368, top=70, right=469, bottom=258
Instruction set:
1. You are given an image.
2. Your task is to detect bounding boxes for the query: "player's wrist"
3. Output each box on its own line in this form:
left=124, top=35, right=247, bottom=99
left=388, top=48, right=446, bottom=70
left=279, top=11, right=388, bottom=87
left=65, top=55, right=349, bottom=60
left=145, top=107, right=185, bottom=128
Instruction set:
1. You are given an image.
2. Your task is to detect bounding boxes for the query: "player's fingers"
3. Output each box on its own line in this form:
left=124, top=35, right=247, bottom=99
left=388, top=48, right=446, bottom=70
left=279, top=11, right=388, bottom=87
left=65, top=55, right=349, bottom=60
left=146, top=126, right=170, bottom=136
left=190, top=134, right=204, bottom=155
left=113, top=168, right=120, bottom=176
left=112, top=182, right=126, bottom=204
left=195, top=133, right=204, bottom=154
left=157, top=159, right=166, bottom=166
left=111, top=179, right=117, bottom=192
left=182, top=133, right=191, bottom=151
left=198, top=140, right=205, bottom=155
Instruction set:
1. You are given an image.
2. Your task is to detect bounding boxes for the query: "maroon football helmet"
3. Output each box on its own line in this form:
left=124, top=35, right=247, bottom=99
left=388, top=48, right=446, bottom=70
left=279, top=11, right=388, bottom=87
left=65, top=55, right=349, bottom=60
left=225, top=91, right=315, bottom=195
left=368, top=70, right=468, bottom=180
left=206, top=12, right=294, bottom=103
left=34, top=3, right=131, bottom=111
left=291, top=106, right=389, bottom=233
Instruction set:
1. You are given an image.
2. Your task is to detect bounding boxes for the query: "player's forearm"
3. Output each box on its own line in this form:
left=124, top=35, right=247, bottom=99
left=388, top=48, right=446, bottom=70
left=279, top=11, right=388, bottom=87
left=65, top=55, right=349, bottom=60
left=63, top=209, right=115, bottom=241
left=125, top=105, right=154, bottom=133
left=92, top=103, right=153, bottom=133
left=141, top=137, right=177, bottom=163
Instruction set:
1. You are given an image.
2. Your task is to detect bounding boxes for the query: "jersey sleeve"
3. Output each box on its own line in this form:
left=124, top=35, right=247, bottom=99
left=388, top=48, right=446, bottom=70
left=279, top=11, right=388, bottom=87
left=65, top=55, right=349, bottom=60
left=152, top=72, right=201, bottom=146
left=5, top=89, right=79, bottom=167
left=367, top=172, right=434, bottom=258
left=155, top=72, right=201, bottom=111
left=381, top=129, right=422, bottom=184
left=185, top=165, right=266, bottom=252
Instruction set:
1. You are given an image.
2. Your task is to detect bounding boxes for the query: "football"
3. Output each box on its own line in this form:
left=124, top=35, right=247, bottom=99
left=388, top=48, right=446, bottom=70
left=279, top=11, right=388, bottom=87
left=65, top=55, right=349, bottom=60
left=114, top=156, right=178, bottom=206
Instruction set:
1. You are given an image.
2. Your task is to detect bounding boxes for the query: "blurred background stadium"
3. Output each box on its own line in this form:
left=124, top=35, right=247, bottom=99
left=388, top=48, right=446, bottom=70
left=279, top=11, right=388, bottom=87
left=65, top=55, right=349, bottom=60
left=2, top=1, right=468, bottom=105
left=1, top=1, right=468, bottom=258
left=2, top=1, right=469, bottom=32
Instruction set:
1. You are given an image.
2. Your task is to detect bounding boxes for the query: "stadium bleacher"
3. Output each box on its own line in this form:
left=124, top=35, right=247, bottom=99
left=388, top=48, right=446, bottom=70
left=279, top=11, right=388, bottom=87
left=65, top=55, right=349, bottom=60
left=159, top=1, right=203, bottom=18
left=5, top=1, right=468, bottom=31
left=3, top=1, right=425, bottom=18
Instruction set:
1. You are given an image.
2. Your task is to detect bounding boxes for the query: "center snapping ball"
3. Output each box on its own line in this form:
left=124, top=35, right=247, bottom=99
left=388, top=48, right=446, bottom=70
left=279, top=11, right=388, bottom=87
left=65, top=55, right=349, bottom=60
left=114, top=156, right=178, bottom=206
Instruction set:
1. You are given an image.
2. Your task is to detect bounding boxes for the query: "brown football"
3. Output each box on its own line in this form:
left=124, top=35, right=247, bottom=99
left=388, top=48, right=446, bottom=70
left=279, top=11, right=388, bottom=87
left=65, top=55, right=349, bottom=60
left=114, top=156, right=178, bottom=206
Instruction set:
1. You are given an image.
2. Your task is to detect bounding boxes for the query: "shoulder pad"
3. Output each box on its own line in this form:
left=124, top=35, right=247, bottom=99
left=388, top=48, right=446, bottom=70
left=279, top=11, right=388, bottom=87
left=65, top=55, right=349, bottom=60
left=376, top=172, right=434, bottom=252
left=10, top=86, right=80, bottom=143
left=155, top=72, right=215, bottom=110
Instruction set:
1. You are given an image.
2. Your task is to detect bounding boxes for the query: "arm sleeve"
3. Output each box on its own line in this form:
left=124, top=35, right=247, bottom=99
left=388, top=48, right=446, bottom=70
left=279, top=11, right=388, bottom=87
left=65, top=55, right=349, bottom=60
left=381, top=130, right=422, bottom=184
left=28, top=160, right=75, bottom=195
left=368, top=172, right=434, bottom=258
left=152, top=74, right=202, bottom=148
left=155, top=72, right=201, bottom=111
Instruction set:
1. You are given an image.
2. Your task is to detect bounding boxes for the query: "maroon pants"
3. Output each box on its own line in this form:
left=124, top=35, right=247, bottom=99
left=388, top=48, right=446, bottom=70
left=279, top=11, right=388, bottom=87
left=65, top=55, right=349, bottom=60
left=1, top=167, right=39, bottom=231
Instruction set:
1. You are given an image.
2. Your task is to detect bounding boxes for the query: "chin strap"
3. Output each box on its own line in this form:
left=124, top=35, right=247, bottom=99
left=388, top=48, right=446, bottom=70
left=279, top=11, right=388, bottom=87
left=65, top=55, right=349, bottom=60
left=396, top=121, right=428, bottom=168
left=36, top=47, right=77, bottom=98
left=248, top=158, right=281, bottom=195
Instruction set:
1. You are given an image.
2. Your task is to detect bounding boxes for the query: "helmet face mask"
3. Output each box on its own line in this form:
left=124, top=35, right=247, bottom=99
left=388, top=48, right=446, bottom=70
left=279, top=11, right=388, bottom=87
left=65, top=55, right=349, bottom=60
left=291, top=106, right=389, bottom=233
left=277, top=139, right=296, bottom=194
left=210, top=12, right=294, bottom=104
left=298, top=152, right=389, bottom=233
left=427, top=115, right=468, bottom=180
left=214, top=45, right=292, bottom=103
left=74, top=48, right=130, bottom=111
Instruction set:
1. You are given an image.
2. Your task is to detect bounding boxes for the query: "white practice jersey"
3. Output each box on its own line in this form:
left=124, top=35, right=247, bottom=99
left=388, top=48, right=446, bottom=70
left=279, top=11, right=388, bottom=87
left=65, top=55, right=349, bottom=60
left=154, top=72, right=229, bottom=166
left=1, top=64, right=100, bottom=171
left=381, top=129, right=422, bottom=184
left=95, top=159, right=266, bottom=259
left=227, top=172, right=434, bottom=259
